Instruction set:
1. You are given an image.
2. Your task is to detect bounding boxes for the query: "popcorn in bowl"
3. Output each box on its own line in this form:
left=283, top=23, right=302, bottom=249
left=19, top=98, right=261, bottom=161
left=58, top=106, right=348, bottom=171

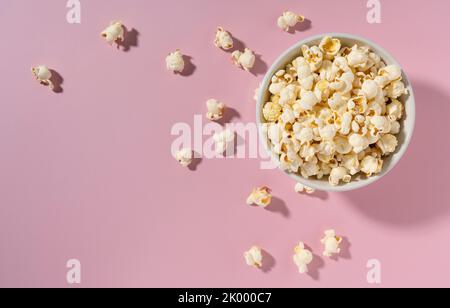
left=259, top=35, right=413, bottom=188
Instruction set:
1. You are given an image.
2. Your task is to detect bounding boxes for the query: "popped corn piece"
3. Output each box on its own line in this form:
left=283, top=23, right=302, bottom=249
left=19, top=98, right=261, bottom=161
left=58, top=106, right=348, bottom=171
left=377, top=134, right=398, bottom=155
left=293, top=242, right=313, bottom=274
left=379, top=65, right=402, bottom=82
left=295, top=183, right=315, bottom=194
left=321, top=230, right=343, bottom=258
left=370, top=116, right=392, bottom=134
left=263, top=102, right=282, bottom=122
left=101, top=21, right=124, bottom=45
left=31, top=65, right=53, bottom=89
left=299, top=90, right=319, bottom=110
left=386, top=80, right=408, bottom=99
left=166, top=49, right=185, bottom=73
left=360, top=155, right=382, bottom=176
left=232, top=48, right=256, bottom=72
left=386, top=99, right=404, bottom=121
left=213, top=129, right=235, bottom=154
left=347, top=46, right=369, bottom=68
left=247, top=187, right=272, bottom=208
left=319, top=36, right=341, bottom=59
left=301, top=45, right=323, bottom=72
left=349, top=133, right=370, bottom=153
left=329, top=167, right=351, bottom=186
left=244, top=246, right=263, bottom=268
left=214, top=27, right=234, bottom=50
left=277, top=11, right=305, bottom=32
left=361, top=79, right=380, bottom=100
left=175, top=148, right=193, bottom=167
left=206, top=99, right=225, bottom=121
left=390, top=121, right=401, bottom=134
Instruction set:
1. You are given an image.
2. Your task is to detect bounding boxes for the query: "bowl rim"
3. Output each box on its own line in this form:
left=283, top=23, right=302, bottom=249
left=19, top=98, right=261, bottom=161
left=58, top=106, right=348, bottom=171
left=256, top=33, right=416, bottom=192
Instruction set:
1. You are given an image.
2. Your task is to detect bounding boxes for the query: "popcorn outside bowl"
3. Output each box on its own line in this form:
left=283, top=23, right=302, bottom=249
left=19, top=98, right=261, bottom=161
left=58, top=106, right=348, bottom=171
left=256, top=33, right=416, bottom=192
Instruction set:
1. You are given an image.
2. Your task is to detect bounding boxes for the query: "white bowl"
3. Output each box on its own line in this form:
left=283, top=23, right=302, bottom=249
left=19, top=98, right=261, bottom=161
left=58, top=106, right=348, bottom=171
left=257, top=33, right=416, bottom=192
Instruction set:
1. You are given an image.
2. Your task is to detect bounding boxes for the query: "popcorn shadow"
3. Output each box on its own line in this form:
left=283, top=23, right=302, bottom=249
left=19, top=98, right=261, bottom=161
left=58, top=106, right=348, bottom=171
left=217, top=107, right=241, bottom=126
left=188, top=151, right=203, bottom=171
left=343, top=80, right=450, bottom=227
left=49, top=69, right=64, bottom=94
left=180, top=55, right=196, bottom=77
left=304, top=244, right=325, bottom=281
left=117, top=26, right=139, bottom=52
left=303, top=190, right=329, bottom=201
left=330, top=236, right=352, bottom=261
left=229, top=35, right=247, bottom=53
left=265, top=197, right=290, bottom=218
left=250, top=53, right=268, bottom=77
left=287, top=18, right=312, bottom=34
left=260, top=249, right=276, bottom=273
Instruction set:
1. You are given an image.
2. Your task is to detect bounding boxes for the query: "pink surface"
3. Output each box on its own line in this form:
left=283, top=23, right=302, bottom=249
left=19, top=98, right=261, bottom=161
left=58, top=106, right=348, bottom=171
left=1, top=0, right=450, bottom=288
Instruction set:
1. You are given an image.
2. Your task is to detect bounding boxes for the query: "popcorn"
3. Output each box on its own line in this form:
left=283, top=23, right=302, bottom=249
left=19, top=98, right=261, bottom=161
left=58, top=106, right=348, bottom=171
left=31, top=65, right=53, bottom=89
left=214, top=27, right=234, bottom=50
left=247, top=187, right=272, bottom=208
left=360, top=155, right=382, bottom=176
left=101, top=21, right=124, bottom=45
left=262, top=36, right=406, bottom=186
left=329, top=167, right=351, bottom=186
left=293, top=242, right=313, bottom=274
left=321, top=230, right=343, bottom=257
left=244, top=246, right=263, bottom=268
left=319, top=36, right=341, bottom=59
left=166, top=49, right=185, bottom=73
left=277, top=11, right=305, bottom=32
left=213, top=129, right=235, bottom=154
left=206, top=99, right=225, bottom=121
left=232, top=48, right=256, bottom=72
left=377, top=134, right=398, bottom=155
left=370, top=116, right=391, bottom=134
left=175, top=148, right=193, bottom=167
left=361, top=80, right=380, bottom=100
left=349, top=133, right=369, bottom=153
left=386, top=80, right=408, bottom=99
left=379, top=65, right=402, bottom=82
left=295, top=183, right=315, bottom=194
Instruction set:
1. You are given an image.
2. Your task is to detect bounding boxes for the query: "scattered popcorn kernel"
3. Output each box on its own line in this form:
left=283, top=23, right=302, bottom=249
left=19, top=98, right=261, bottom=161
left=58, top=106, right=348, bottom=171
left=232, top=48, right=256, bottom=72
left=213, top=129, right=235, bottom=154
left=166, top=49, right=185, bottom=73
left=214, top=27, right=234, bottom=50
left=175, top=148, right=193, bottom=167
left=277, top=11, right=305, bottom=32
left=31, top=65, right=53, bottom=89
left=321, top=230, right=343, bottom=257
left=206, top=99, right=225, bottom=121
left=295, top=183, right=315, bottom=194
left=244, top=246, right=263, bottom=268
left=101, top=21, right=124, bottom=45
left=247, top=187, right=272, bottom=208
left=293, top=242, right=313, bottom=274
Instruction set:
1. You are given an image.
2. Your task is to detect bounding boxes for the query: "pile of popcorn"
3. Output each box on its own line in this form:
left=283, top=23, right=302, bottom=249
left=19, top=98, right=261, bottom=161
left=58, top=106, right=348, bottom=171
left=262, top=36, right=407, bottom=186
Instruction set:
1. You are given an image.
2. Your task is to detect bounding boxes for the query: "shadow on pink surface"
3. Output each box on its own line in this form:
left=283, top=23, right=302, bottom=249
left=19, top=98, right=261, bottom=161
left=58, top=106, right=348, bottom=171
left=116, top=26, right=139, bottom=52
left=260, top=249, right=276, bottom=273
left=343, top=80, right=450, bottom=226
left=286, top=18, right=313, bottom=34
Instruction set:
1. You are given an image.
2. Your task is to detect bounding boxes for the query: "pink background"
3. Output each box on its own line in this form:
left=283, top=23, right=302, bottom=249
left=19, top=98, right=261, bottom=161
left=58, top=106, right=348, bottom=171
left=1, top=0, right=450, bottom=288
